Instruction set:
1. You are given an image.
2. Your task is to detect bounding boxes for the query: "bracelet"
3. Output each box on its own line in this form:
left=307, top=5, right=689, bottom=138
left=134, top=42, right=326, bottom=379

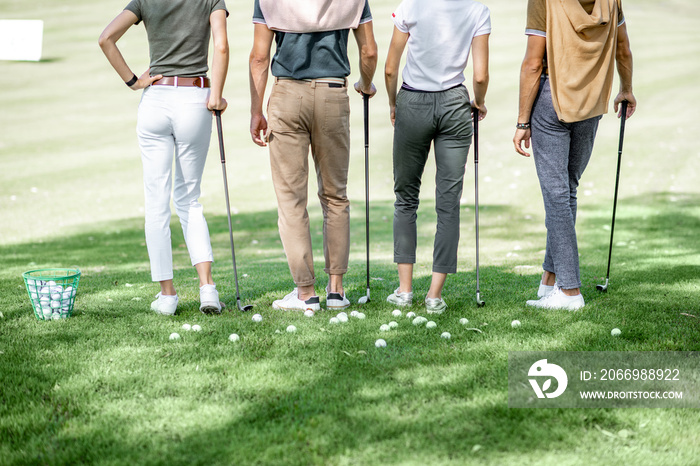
left=516, top=122, right=531, bottom=130
left=125, top=74, right=138, bottom=87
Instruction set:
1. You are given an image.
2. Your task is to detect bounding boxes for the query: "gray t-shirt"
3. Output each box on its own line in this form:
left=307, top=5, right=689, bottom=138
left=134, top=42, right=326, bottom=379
left=253, top=0, right=372, bottom=80
left=125, top=0, right=228, bottom=78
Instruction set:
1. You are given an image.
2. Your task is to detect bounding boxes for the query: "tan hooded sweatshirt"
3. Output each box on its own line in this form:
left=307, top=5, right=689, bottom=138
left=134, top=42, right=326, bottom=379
left=546, top=0, right=620, bottom=122
left=259, top=0, right=366, bottom=33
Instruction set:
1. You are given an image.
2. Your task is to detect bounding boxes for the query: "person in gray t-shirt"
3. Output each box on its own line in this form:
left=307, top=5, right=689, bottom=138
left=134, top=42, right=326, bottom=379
left=99, top=0, right=229, bottom=316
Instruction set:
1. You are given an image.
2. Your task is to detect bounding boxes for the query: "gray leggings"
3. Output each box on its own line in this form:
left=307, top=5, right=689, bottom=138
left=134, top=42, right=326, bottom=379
left=531, top=77, right=601, bottom=289
left=392, top=85, right=473, bottom=274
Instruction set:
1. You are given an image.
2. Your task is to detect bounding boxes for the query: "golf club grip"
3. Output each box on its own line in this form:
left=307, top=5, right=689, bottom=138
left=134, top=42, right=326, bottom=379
left=619, top=100, right=628, bottom=155
left=472, top=108, right=479, bottom=163
left=215, top=110, right=226, bottom=164
left=363, top=93, right=369, bottom=147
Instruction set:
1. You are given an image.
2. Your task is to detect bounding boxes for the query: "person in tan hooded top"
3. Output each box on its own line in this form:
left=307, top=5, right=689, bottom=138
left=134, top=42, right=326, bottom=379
left=513, top=0, right=636, bottom=310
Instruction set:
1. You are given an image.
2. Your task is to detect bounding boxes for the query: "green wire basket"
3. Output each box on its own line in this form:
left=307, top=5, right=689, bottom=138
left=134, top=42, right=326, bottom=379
left=23, top=268, right=81, bottom=321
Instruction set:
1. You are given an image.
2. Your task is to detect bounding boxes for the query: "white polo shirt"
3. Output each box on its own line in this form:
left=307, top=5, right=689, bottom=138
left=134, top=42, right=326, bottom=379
left=392, top=0, right=491, bottom=92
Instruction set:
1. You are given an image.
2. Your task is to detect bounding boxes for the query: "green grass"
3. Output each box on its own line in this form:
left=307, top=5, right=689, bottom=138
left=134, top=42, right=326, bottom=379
left=1, top=0, right=700, bottom=464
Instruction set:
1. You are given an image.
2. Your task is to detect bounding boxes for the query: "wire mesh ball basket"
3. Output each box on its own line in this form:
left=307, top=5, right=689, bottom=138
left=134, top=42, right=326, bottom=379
left=23, top=268, right=81, bottom=321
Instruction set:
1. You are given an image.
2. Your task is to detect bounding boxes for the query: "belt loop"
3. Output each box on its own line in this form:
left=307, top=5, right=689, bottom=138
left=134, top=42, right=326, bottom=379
left=310, top=80, right=316, bottom=89
left=174, top=76, right=178, bottom=88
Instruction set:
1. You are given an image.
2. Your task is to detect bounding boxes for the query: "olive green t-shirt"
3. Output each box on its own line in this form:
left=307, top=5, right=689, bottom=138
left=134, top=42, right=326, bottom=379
left=125, top=0, right=228, bottom=77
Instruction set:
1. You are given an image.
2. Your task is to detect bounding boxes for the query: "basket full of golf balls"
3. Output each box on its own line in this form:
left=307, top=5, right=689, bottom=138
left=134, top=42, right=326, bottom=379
left=23, top=268, right=80, bottom=321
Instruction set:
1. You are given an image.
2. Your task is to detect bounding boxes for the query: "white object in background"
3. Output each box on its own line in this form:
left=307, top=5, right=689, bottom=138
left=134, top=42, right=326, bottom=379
left=611, top=328, right=621, bottom=336
left=441, top=332, right=451, bottom=339
left=191, top=325, right=202, bottom=332
left=229, top=333, right=240, bottom=342
left=511, top=320, right=521, bottom=328
left=375, top=339, right=387, bottom=348
left=0, top=20, right=43, bottom=61
left=286, top=325, right=297, bottom=333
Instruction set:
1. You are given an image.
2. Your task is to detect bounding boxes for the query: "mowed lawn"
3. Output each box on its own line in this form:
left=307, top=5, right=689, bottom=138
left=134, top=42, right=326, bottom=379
left=1, top=0, right=699, bottom=465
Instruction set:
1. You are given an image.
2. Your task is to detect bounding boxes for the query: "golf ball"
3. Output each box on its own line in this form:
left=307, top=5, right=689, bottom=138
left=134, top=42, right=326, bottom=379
left=356, top=313, right=366, bottom=320
left=329, top=317, right=340, bottom=324
left=286, top=325, right=297, bottom=333
left=459, top=318, right=469, bottom=325
left=182, top=324, right=192, bottom=331
left=511, top=320, right=521, bottom=328
left=51, top=313, right=61, bottom=321
left=169, top=332, right=181, bottom=340
left=50, top=300, right=62, bottom=309
left=39, top=287, right=51, bottom=297
left=392, top=309, right=402, bottom=317
left=40, top=296, right=50, bottom=305
left=229, top=333, right=240, bottom=342
left=406, top=312, right=416, bottom=319
left=426, top=321, right=437, bottom=329
left=192, top=324, right=202, bottom=332
left=50, top=284, right=63, bottom=294
left=611, top=328, right=621, bottom=336
left=337, top=313, right=348, bottom=323
left=350, top=310, right=358, bottom=317
left=412, top=316, right=427, bottom=326
left=252, top=314, right=263, bottom=322
left=441, top=332, right=451, bottom=339
left=50, top=292, right=62, bottom=300
left=380, top=324, right=390, bottom=332
left=388, top=321, right=398, bottom=329
left=42, top=308, right=53, bottom=319
left=304, top=309, right=315, bottom=318
left=375, top=339, right=387, bottom=348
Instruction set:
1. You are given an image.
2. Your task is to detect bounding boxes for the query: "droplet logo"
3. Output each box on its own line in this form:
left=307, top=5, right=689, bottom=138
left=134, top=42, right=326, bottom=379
left=528, top=359, right=568, bottom=399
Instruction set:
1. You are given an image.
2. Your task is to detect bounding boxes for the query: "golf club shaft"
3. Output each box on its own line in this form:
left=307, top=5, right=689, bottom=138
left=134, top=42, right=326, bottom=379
left=603, top=100, right=628, bottom=281
left=363, top=93, right=370, bottom=293
left=472, top=108, right=481, bottom=297
left=215, top=111, right=243, bottom=301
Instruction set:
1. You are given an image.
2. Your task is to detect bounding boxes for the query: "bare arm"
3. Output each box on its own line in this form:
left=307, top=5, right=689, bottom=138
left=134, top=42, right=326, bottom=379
left=98, top=10, right=162, bottom=90
left=352, top=21, right=378, bottom=97
left=208, top=9, right=229, bottom=112
left=248, top=23, right=274, bottom=146
left=614, top=22, right=636, bottom=119
left=384, top=27, right=408, bottom=126
left=471, top=33, right=490, bottom=120
left=513, top=35, right=545, bottom=157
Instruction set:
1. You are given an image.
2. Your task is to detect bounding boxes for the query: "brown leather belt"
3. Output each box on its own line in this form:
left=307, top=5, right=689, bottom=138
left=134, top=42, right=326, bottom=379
left=152, top=76, right=210, bottom=88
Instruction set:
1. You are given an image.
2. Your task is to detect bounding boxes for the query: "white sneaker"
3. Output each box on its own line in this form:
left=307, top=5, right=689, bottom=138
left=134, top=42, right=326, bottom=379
left=200, top=284, right=225, bottom=315
left=387, top=288, right=413, bottom=307
left=326, top=287, right=350, bottom=310
left=526, top=285, right=584, bottom=311
left=272, top=288, right=321, bottom=312
left=151, top=292, right=178, bottom=316
left=537, top=282, right=556, bottom=298
left=425, top=297, right=447, bottom=314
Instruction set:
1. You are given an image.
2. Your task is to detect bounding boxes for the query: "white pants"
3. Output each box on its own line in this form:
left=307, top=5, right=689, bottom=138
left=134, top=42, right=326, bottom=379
left=137, top=85, right=214, bottom=281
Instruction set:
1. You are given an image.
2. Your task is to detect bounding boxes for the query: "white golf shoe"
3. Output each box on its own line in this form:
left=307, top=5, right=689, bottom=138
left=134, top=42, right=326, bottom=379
left=425, top=297, right=447, bottom=314
left=326, top=287, right=350, bottom=310
left=199, top=284, right=225, bottom=315
left=272, top=288, right=321, bottom=312
left=151, top=292, right=178, bottom=316
left=387, top=288, right=413, bottom=307
left=526, top=285, right=584, bottom=311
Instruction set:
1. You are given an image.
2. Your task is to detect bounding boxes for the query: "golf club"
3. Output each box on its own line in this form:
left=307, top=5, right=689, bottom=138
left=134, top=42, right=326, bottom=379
left=472, top=107, right=485, bottom=307
left=358, top=93, right=371, bottom=304
left=597, top=100, right=628, bottom=292
left=215, top=110, right=253, bottom=311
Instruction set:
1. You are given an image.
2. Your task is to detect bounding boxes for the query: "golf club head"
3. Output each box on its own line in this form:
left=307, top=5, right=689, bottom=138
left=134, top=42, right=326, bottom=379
left=358, top=295, right=369, bottom=304
left=596, top=278, right=610, bottom=292
left=476, top=292, right=485, bottom=307
left=237, top=299, right=253, bottom=312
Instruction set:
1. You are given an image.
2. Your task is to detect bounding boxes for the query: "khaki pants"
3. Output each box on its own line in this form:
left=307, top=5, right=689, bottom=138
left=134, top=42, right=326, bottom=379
left=267, top=79, right=351, bottom=287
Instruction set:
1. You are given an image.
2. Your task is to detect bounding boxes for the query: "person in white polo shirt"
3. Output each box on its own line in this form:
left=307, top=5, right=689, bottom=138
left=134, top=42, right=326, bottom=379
left=384, top=0, right=490, bottom=313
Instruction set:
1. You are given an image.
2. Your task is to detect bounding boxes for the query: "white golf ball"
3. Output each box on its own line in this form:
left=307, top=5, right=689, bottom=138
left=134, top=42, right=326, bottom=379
left=169, top=332, right=181, bottom=340
left=406, top=312, right=416, bottom=319
left=426, top=321, right=437, bottom=329
left=337, top=312, right=348, bottom=319
left=511, top=320, right=521, bottom=328
left=182, top=324, right=192, bottom=331
left=51, top=313, right=61, bottom=321
left=380, top=324, right=390, bottom=332
left=40, top=296, right=50, bottom=305
left=304, top=309, right=315, bottom=317
left=50, top=284, right=63, bottom=294
left=375, top=338, right=387, bottom=348
left=42, top=308, right=53, bottom=319
left=356, top=313, right=366, bottom=320
left=392, top=309, right=402, bottom=317
left=337, top=313, right=348, bottom=323
left=50, top=300, right=62, bottom=309
left=611, top=328, right=621, bottom=336
left=39, top=286, right=51, bottom=297
left=329, top=317, right=340, bottom=324
left=286, top=325, right=297, bottom=333
left=350, top=310, right=358, bottom=317
left=252, top=314, right=263, bottom=322
left=459, top=318, right=469, bottom=325
left=412, top=316, right=426, bottom=326
left=192, top=324, right=202, bottom=332
left=441, top=332, right=451, bottom=339
left=50, top=292, right=62, bottom=300
left=229, top=333, right=240, bottom=342
left=388, top=321, right=398, bottom=329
